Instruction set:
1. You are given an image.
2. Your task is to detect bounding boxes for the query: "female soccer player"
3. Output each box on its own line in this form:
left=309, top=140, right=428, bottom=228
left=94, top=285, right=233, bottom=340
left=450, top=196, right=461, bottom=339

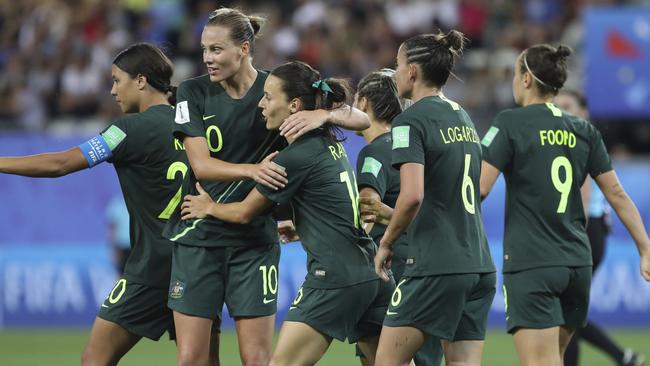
left=163, top=8, right=370, bottom=366
left=354, top=69, right=443, bottom=366
left=180, top=60, right=392, bottom=366
left=0, top=43, right=194, bottom=365
left=480, top=44, right=650, bottom=366
left=554, top=90, right=644, bottom=366
left=373, top=30, right=496, bottom=366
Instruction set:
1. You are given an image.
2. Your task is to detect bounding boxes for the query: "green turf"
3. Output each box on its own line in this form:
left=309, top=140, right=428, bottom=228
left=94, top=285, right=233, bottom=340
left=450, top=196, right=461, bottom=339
left=1, top=328, right=648, bottom=365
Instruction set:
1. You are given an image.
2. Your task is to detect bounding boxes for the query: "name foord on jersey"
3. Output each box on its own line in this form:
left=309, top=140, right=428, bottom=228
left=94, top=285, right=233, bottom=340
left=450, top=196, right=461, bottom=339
left=539, top=129, right=576, bottom=148
left=439, top=125, right=480, bottom=145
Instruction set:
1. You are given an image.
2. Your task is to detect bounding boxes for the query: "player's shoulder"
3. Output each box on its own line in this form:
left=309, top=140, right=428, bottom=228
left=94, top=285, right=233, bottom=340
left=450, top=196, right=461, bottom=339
left=494, top=107, right=522, bottom=122
left=178, top=74, right=212, bottom=93
left=273, top=138, right=320, bottom=171
left=108, top=114, right=137, bottom=132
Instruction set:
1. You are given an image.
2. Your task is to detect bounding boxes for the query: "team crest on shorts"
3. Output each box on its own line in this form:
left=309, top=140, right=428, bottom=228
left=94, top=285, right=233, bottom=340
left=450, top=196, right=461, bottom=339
left=170, top=280, right=185, bottom=299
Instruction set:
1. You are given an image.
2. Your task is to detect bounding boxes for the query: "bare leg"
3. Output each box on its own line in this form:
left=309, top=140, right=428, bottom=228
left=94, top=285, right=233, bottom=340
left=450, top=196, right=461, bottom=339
left=174, top=311, right=214, bottom=366
left=441, top=339, right=485, bottom=366
left=357, top=335, right=379, bottom=366
left=558, top=326, right=576, bottom=365
left=375, top=326, right=425, bottom=366
left=234, top=315, right=275, bottom=366
left=513, top=327, right=563, bottom=366
left=269, top=321, right=332, bottom=366
left=81, top=317, right=141, bottom=366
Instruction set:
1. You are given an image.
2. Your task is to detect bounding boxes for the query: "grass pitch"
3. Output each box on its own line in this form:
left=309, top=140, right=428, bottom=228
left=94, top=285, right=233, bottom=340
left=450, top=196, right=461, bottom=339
left=1, top=328, right=648, bottom=365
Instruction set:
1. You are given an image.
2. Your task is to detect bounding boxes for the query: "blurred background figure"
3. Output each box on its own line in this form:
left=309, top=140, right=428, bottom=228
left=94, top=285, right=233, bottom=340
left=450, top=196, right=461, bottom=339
left=106, top=194, right=131, bottom=276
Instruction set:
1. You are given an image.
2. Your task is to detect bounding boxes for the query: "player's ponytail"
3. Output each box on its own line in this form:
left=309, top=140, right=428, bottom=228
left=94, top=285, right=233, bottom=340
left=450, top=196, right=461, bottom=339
left=519, top=44, right=572, bottom=96
left=271, top=61, right=351, bottom=142
left=401, top=30, right=466, bottom=88
left=166, top=85, right=177, bottom=105
left=113, top=43, right=174, bottom=99
left=356, top=69, right=403, bottom=123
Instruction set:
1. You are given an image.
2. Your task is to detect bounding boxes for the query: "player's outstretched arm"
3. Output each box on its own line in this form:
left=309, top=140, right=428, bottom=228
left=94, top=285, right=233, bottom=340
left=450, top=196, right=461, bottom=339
left=184, top=136, right=287, bottom=189
left=0, top=148, right=88, bottom=178
left=595, top=170, right=650, bottom=280
left=181, top=182, right=274, bottom=224
left=279, top=104, right=370, bottom=139
left=480, top=161, right=501, bottom=200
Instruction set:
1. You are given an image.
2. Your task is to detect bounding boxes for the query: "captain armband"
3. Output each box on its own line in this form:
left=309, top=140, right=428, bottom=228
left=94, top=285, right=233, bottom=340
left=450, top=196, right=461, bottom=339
left=78, top=135, right=113, bottom=168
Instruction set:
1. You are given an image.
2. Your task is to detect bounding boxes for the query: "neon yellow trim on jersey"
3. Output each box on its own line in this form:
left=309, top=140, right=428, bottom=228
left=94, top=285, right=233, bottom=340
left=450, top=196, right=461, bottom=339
left=440, top=95, right=460, bottom=110
left=545, top=102, right=563, bottom=117
left=169, top=219, right=204, bottom=242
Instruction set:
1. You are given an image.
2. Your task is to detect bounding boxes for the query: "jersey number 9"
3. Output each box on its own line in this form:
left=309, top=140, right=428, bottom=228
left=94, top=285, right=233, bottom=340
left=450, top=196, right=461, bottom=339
left=551, top=156, right=573, bottom=213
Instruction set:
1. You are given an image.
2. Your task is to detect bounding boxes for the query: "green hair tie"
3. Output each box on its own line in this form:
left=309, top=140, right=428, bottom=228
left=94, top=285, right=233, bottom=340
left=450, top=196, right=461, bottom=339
left=312, top=79, right=333, bottom=96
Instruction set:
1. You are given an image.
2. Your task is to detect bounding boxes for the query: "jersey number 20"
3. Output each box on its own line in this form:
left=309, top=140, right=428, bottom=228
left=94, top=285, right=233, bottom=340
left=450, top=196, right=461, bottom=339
left=159, top=161, right=189, bottom=219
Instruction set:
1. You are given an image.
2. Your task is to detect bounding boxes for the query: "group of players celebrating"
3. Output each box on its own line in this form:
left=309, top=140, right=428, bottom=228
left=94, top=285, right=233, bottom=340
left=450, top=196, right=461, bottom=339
left=1, top=7, right=649, bottom=366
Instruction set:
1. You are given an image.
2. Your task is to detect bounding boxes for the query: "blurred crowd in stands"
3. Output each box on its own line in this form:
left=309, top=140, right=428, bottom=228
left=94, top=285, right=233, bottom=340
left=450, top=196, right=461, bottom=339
left=0, top=0, right=644, bottom=136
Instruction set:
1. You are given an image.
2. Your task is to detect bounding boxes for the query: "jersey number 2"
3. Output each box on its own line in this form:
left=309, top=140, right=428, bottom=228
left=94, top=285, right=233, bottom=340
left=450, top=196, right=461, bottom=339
left=158, top=161, right=189, bottom=219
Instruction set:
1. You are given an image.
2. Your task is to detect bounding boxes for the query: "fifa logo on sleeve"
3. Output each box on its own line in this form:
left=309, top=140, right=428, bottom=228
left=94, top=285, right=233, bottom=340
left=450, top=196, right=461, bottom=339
left=175, top=101, right=190, bottom=124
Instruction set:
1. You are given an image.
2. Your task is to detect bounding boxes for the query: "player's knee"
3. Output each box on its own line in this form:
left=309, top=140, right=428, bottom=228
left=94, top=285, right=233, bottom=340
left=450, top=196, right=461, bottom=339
left=81, top=345, right=114, bottom=366
left=177, top=347, right=209, bottom=366
left=269, top=350, right=295, bottom=366
left=241, top=349, right=271, bottom=366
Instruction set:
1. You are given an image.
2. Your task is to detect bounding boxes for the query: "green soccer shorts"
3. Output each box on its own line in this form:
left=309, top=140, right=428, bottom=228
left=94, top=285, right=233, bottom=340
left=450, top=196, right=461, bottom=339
left=168, top=242, right=280, bottom=324
left=98, top=278, right=174, bottom=341
left=286, top=277, right=394, bottom=343
left=503, top=266, right=591, bottom=333
left=383, top=272, right=496, bottom=341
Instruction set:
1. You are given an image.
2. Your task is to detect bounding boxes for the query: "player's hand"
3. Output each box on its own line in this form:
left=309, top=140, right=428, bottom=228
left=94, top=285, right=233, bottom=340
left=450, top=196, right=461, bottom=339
left=641, top=248, right=650, bottom=281
left=280, top=109, right=329, bottom=139
left=181, top=183, right=214, bottom=220
left=252, top=151, right=287, bottom=190
left=360, top=196, right=392, bottom=225
left=278, top=220, right=300, bottom=243
left=374, top=244, right=393, bottom=282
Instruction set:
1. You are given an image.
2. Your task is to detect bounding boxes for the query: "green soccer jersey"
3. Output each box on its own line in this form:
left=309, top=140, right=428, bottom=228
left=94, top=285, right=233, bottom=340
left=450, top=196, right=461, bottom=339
left=481, top=103, right=613, bottom=272
left=257, top=131, right=378, bottom=289
left=391, top=95, right=495, bottom=277
left=163, top=71, right=283, bottom=247
left=355, top=132, right=407, bottom=253
left=105, top=104, right=188, bottom=288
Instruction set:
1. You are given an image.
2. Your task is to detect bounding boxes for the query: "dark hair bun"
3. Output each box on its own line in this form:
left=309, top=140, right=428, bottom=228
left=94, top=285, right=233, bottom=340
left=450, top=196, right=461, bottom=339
left=440, top=30, right=466, bottom=54
left=554, top=45, right=572, bottom=61
left=248, top=15, right=265, bottom=36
